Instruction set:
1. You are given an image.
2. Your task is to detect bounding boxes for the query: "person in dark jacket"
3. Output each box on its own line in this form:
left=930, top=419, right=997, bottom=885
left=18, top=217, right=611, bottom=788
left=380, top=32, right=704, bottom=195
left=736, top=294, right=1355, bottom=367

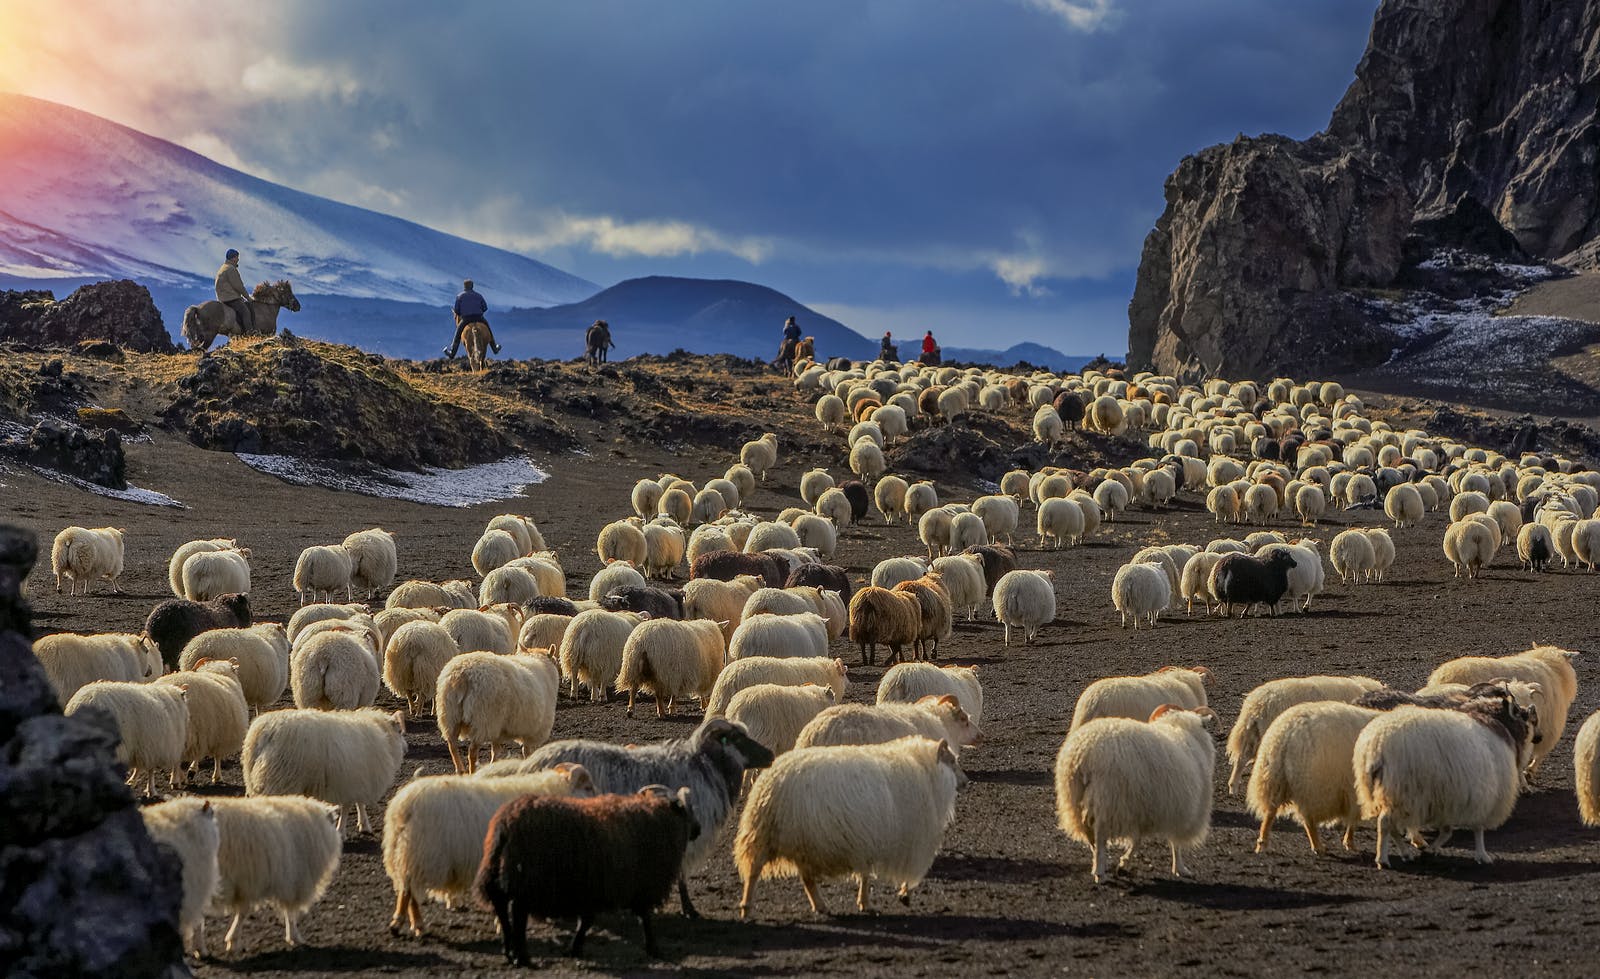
left=445, top=279, right=501, bottom=358
left=776, top=316, right=803, bottom=372
left=879, top=331, right=896, bottom=362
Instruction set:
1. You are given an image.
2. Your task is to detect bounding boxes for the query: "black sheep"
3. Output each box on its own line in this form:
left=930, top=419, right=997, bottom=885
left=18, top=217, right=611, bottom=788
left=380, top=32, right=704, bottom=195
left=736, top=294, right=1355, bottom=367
left=144, top=593, right=251, bottom=668
left=1052, top=391, right=1085, bottom=431
left=836, top=480, right=871, bottom=524
left=600, top=586, right=685, bottom=620
left=963, top=544, right=1018, bottom=595
left=522, top=595, right=581, bottom=617
left=689, top=551, right=786, bottom=588
left=1211, top=550, right=1297, bottom=618
left=784, top=563, right=853, bottom=603
left=476, top=787, right=698, bottom=963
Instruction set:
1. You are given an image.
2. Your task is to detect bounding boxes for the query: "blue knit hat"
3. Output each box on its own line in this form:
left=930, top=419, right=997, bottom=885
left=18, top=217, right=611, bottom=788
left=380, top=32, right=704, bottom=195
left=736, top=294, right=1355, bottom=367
left=225, top=248, right=239, bottom=260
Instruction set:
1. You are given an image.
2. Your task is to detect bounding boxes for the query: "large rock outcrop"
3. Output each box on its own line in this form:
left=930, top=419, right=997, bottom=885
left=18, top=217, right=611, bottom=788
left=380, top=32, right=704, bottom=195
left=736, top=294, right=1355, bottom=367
left=0, top=526, right=186, bottom=977
left=1129, top=0, right=1600, bottom=378
left=0, top=281, right=175, bottom=353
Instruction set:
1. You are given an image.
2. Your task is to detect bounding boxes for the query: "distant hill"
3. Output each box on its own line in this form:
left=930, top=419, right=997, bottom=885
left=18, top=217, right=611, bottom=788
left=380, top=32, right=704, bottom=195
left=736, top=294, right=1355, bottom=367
left=0, top=93, right=594, bottom=308
left=940, top=342, right=1093, bottom=372
left=496, top=276, right=880, bottom=362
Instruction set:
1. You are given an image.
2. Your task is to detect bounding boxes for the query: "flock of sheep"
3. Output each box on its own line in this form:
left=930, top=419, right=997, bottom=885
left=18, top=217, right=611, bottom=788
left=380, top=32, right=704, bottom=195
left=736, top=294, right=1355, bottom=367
left=26, top=352, right=1600, bottom=966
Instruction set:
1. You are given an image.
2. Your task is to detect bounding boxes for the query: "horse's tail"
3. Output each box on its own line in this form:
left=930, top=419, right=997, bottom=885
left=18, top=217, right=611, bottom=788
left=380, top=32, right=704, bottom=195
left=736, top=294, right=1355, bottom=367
left=181, top=306, right=201, bottom=349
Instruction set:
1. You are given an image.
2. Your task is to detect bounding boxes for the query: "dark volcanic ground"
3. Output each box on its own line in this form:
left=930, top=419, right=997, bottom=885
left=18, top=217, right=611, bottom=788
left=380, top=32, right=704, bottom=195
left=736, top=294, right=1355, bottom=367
left=8, top=419, right=1600, bottom=978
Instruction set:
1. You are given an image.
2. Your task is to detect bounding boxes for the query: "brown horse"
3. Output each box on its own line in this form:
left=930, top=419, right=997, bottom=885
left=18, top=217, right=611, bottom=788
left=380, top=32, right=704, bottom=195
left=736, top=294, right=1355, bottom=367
left=795, top=336, right=815, bottom=364
left=181, top=280, right=301, bottom=352
left=463, top=320, right=494, bottom=371
left=585, top=320, right=614, bottom=365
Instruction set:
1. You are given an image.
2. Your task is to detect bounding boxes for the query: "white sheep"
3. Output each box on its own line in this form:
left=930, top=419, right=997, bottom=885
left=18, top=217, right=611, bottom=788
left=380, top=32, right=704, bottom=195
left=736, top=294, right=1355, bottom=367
left=741, top=432, right=780, bottom=481
left=385, top=580, right=453, bottom=609
left=993, top=569, right=1055, bottom=646
left=50, top=525, right=125, bottom=595
left=1256, top=539, right=1326, bottom=611
left=1069, top=666, right=1209, bottom=731
left=917, top=507, right=953, bottom=560
left=728, top=612, right=830, bottom=660
left=874, top=404, right=909, bottom=442
left=1242, top=483, right=1278, bottom=523
left=589, top=560, right=648, bottom=603
left=684, top=574, right=764, bottom=645
left=1443, top=519, right=1497, bottom=578
left=1330, top=528, right=1375, bottom=584
left=1178, top=552, right=1223, bottom=615
left=285, top=602, right=370, bottom=643
left=1111, top=561, right=1170, bottom=630
left=744, top=521, right=803, bottom=553
left=156, top=659, right=249, bottom=786
left=1294, top=484, right=1326, bottom=525
left=383, top=620, right=459, bottom=716
left=1093, top=479, right=1129, bottom=520
left=1248, top=701, right=1382, bottom=854
left=479, top=564, right=541, bottom=607
left=1426, top=644, right=1578, bottom=774
left=141, top=797, right=219, bottom=957
left=1054, top=705, right=1215, bottom=882
left=872, top=555, right=929, bottom=591
left=876, top=662, right=984, bottom=723
left=814, top=395, right=847, bottom=432
left=705, top=655, right=848, bottom=716
left=617, top=618, right=727, bottom=717
left=595, top=518, right=649, bottom=568
left=243, top=707, right=406, bottom=836
left=63, top=681, right=188, bottom=796
left=1032, top=405, right=1064, bottom=446
left=181, top=547, right=252, bottom=602
left=875, top=475, right=910, bottom=524
left=343, top=528, right=399, bottom=598
left=209, top=795, right=341, bottom=953
left=801, top=468, right=836, bottom=506
left=436, top=651, right=560, bottom=773
left=972, top=495, right=1020, bottom=544
left=949, top=511, right=989, bottom=551
left=1207, top=485, right=1240, bottom=523
left=735, top=736, right=964, bottom=916
left=382, top=765, right=595, bottom=936
left=726, top=683, right=838, bottom=755
left=1036, top=497, right=1084, bottom=549
left=1384, top=483, right=1424, bottom=528
left=930, top=554, right=986, bottom=620
left=658, top=487, right=694, bottom=525
left=1354, top=702, right=1533, bottom=867
left=471, top=529, right=522, bottom=577
left=905, top=481, right=939, bottom=520
left=1225, top=674, right=1384, bottom=795
left=1575, top=711, right=1600, bottom=827
left=180, top=624, right=290, bottom=714
left=439, top=607, right=515, bottom=655
left=743, top=586, right=814, bottom=619
left=797, top=697, right=981, bottom=755
left=32, top=631, right=162, bottom=704
left=289, top=626, right=380, bottom=710
left=790, top=513, right=838, bottom=560
left=1363, top=528, right=1395, bottom=581
left=168, top=537, right=236, bottom=597
left=517, top=612, right=573, bottom=654
left=293, top=544, right=353, bottom=605
left=559, top=608, right=641, bottom=701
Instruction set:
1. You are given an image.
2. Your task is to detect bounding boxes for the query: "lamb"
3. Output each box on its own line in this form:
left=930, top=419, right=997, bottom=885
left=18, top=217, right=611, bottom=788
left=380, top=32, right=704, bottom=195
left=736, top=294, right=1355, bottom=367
left=728, top=611, right=830, bottom=660
left=484, top=718, right=775, bottom=917
left=289, top=626, right=381, bottom=710
left=735, top=736, right=964, bottom=916
left=795, top=697, right=981, bottom=754
left=140, top=797, right=219, bottom=958
left=1384, top=483, right=1425, bottom=528
left=1330, top=528, right=1375, bottom=584
left=992, top=568, right=1056, bottom=646
left=1248, top=701, right=1383, bottom=854
left=725, top=683, right=838, bottom=755
left=63, top=680, right=189, bottom=796
left=208, top=795, right=342, bottom=954
left=876, top=662, right=984, bottom=723
left=180, top=547, right=252, bottom=602
left=1111, top=561, right=1170, bottom=630
left=383, top=620, right=459, bottom=715
left=560, top=608, right=642, bottom=701
left=741, top=432, right=780, bottom=480
left=1209, top=549, right=1297, bottom=617
left=383, top=765, right=596, bottom=937
left=1576, top=711, right=1600, bottom=827
left=705, top=656, right=849, bottom=716
left=618, top=618, right=728, bottom=717
left=439, top=607, right=515, bottom=654
left=1444, top=518, right=1497, bottom=578
left=179, top=624, right=289, bottom=713
left=242, top=707, right=407, bottom=836
left=875, top=475, right=910, bottom=524
left=871, top=555, right=930, bottom=591
left=168, top=537, right=236, bottom=597
left=848, top=586, right=923, bottom=666
left=437, top=651, right=560, bottom=773
left=1069, top=666, right=1210, bottom=731
left=32, top=631, right=162, bottom=704
left=1054, top=705, right=1216, bottom=882
left=690, top=548, right=787, bottom=588
left=156, top=659, right=249, bottom=786
left=1036, top=497, right=1085, bottom=549
left=50, top=525, right=125, bottom=595
left=1426, top=644, right=1578, bottom=774
left=343, top=528, right=398, bottom=598
left=1354, top=697, right=1536, bottom=866
left=596, top=518, right=649, bottom=567
left=476, top=786, right=698, bottom=962
left=1225, top=674, right=1385, bottom=795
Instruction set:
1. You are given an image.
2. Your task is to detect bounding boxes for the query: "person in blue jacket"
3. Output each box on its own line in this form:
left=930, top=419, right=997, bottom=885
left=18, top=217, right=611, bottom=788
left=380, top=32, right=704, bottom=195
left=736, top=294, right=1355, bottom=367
left=445, top=279, right=501, bottom=358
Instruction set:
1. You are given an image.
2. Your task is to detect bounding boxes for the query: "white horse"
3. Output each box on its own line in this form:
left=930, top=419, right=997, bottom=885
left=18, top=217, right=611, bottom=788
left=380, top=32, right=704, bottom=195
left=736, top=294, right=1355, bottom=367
left=181, top=280, right=302, bottom=352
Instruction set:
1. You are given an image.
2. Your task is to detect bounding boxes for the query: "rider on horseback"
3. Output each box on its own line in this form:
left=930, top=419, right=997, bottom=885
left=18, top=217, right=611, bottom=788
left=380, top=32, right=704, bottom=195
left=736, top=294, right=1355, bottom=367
left=215, top=249, right=253, bottom=333
left=446, top=279, right=502, bottom=359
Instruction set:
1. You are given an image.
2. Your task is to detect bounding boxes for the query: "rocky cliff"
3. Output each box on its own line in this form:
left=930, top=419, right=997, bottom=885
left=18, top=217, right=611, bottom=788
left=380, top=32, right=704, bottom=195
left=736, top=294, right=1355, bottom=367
left=1129, top=0, right=1600, bottom=378
left=0, top=280, right=175, bottom=353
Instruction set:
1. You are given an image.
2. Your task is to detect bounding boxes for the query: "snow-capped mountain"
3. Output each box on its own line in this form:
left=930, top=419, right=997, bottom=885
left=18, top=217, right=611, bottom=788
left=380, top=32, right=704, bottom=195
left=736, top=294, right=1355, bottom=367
left=0, top=93, right=594, bottom=307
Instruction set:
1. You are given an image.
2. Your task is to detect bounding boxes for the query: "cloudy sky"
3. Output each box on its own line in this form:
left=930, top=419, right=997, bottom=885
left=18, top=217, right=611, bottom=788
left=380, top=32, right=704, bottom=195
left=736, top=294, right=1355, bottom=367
left=0, top=0, right=1377, bottom=353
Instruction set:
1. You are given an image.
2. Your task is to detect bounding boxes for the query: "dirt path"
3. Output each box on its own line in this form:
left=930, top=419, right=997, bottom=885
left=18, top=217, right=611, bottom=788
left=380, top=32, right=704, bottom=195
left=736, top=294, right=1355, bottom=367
left=9, top=425, right=1600, bottom=978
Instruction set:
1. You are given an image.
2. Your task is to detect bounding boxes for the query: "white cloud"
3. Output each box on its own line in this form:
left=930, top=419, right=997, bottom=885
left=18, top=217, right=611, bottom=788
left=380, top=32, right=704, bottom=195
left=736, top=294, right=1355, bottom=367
left=240, top=57, right=361, bottom=102
left=990, top=253, right=1055, bottom=297
left=1020, top=0, right=1115, bottom=31
left=177, top=132, right=279, bottom=181
left=500, top=214, right=774, bottom=263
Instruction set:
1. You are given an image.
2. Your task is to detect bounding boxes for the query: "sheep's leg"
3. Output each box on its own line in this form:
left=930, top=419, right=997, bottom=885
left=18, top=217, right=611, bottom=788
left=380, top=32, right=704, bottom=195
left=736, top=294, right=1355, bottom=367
left=212, top=756, right=223, bottom=783
left=637, top=909, right=662, bottom=958
left=1091, top=833, right=1108, bottom=884
left=897, top=882, right=911, bottom=906
left=676, top=876, right=700, bottom=918
left=567, top=912, right=591, bottom=957
left=284, top=909, right=303, bottom=947
left=1342, top=822, right=1357, bottom=852
left=224, top=912, right=246, bottom=954
left=625, top=689, right=637, bottom=716
left=335, top=807, right=348, bottom=837
left=357, top=803, right=372, bottom=834
left=1117, top=839, right=1137, bottom=869
left=193, top=918, right=208, bottom=958
left=738, top=864, right=762, bottom=920
left=1171, top=843, right=1192, bottom=878
left=1302, top=819, right=1324, bottom=855
left=390, top=888, right=412, bottom=937
left=1254, top=809, right=1274, bottom=853
left=799, top=870, right=828, bottom=915
left=488, top=896, right=514, bottom=963
left=508, top=900, right=532, bottom=965
left=445, top=735, right=468, bottom=775
left=1003, top=623, right=1012, bottom=646
left=855, top=874, right=871, bottom=911
left=1429, top=827, right=1453, bottom=853
left=1472, top=829, right=1493, bottom=864
left=1374, top=814, right=1391, bottom=868
left=54, top=572, right=61, bottom=594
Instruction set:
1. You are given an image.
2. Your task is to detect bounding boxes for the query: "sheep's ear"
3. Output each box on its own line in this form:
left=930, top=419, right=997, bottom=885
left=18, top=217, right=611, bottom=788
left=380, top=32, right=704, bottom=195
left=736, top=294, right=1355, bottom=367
left=938, top=694, right=960, bottom=707
left=1192, top=665, right=1212, bottom=681
left=1148, top=704, right=1175, bottom=721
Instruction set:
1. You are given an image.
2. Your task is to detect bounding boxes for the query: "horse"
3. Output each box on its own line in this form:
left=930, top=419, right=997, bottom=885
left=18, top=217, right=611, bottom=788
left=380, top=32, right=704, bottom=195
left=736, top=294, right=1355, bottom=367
left=585, top=320, right=614, bottom=365
left=795, top=336, right=815, bottom=365
left=181, top=280, right=301, bottom=353
left=463, top=319, right=494, bottom=371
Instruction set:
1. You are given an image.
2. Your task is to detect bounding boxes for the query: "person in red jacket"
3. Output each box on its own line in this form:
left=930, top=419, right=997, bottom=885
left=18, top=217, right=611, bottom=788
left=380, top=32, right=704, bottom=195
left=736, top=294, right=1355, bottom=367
left=921, top=331, right=937, bottom=357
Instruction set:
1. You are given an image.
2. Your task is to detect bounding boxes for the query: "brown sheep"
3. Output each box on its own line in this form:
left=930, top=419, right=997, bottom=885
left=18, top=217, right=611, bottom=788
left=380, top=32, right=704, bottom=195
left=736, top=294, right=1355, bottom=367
left=917, top=386, right=944, bottom=419
left=847, top=586, right=922, bottom=667
left=892, top=574, right=953, bottom=661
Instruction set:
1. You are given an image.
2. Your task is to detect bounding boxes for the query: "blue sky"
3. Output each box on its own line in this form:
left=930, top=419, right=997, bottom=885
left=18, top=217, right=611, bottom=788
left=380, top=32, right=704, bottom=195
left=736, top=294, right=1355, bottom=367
left=0, top=0, right=1379, bottom=353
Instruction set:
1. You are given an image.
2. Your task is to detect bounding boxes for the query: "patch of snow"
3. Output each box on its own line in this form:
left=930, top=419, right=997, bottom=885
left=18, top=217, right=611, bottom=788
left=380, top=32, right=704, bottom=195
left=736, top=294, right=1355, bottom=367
left=237, top=453, right=548, bottom=507
left=15, top=465, right=186, bottom=508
